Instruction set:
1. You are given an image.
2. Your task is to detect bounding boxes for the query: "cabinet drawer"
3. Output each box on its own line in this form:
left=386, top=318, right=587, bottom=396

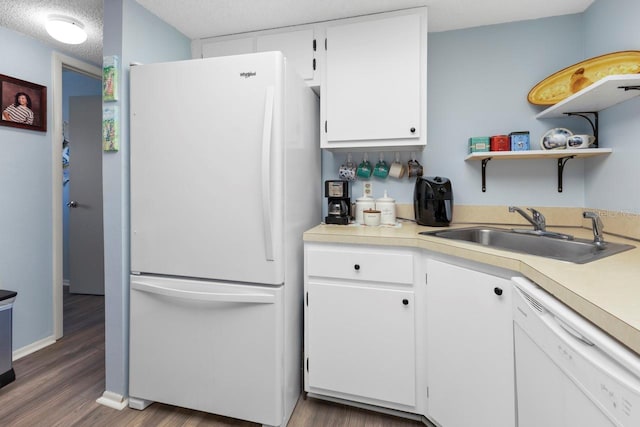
left=306, top=246, right=414, bottom=284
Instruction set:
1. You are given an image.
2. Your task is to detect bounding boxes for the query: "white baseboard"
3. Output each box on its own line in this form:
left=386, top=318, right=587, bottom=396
left=96, top=391, right=129, bottom=410
left=13, top=335, right=56, bottom=361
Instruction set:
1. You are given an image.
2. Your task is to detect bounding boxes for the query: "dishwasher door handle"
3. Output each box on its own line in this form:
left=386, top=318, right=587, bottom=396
left=555, top=316, right=595, bottom=346
left=132, top=281, right=275, bottom=304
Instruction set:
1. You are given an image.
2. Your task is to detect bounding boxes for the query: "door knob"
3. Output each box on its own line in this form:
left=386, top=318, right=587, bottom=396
left=67, top=200, right=78, bottom=208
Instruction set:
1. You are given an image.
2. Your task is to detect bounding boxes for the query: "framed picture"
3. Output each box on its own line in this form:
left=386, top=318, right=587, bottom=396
left=102, top=105, right=119, bottom=151
left=0, top=74, right=47, bottom=132
left=103, top=55, right=119, bottom=102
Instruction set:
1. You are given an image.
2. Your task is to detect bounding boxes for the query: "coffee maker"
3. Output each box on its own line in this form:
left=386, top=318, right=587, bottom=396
left=325, top=180, right=350, bottom=225
left=414, top=176, right=453, bottom=226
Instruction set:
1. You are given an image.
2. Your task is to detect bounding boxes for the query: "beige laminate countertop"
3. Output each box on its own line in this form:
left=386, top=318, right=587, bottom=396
left=304, top=221, right=640, bottom=356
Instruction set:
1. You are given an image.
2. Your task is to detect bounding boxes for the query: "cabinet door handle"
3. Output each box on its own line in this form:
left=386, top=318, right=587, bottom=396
left=410, top=127, right=416, bottom=133
left=354, top=264, right=360, bottom=271
left=402, top=299, right=409, bottom=305
left=494, top=287, right=503, bottom=296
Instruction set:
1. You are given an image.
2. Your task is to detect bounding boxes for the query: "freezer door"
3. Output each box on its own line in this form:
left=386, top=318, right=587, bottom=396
left=129, top=275, right=284, bottom=425
left=130, top=53, right=285, bottom=284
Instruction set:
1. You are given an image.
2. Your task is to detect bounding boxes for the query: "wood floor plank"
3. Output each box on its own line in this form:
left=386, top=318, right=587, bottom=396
left=0, top=288, right=425, bottom=426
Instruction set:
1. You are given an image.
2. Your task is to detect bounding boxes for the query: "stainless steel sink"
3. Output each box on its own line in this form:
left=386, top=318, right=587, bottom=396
left=419, top=226, right=635, bottom=264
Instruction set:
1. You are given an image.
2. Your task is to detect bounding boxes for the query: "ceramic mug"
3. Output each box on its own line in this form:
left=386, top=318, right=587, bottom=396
left=388, top=152, right=406, bottom=179
left=373, top=154, right=389, bottom=179
left=567, top=134, right=596, bottom=149
left=356, top=155, right=373, bottom=179
left=407, top=155, right=423, bottom=178
left=338, top=153, right=357, bottom=181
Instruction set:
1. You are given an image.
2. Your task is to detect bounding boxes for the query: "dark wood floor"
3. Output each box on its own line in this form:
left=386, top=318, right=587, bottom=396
left=0, top=289, right=425, bottom=426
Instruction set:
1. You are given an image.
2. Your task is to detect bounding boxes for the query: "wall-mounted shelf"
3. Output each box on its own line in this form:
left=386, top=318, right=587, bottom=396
left=465, top=148, right=613, bottom=193
left=535, top=74, right=640, bottom=119
left=536, top=74, right=640, bottom=146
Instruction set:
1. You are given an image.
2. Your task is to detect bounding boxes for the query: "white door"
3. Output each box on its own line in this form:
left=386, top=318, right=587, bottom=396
left=514, top=325, right=616, bottom=427
left=425, top=259, right=515, bottom=427
left=325, top=13, right=421, bottom=143
left=201, top=37, right=254, bottom=58
left=68, top=95, right=104, bottom=295
left=306, top=282, right=416, bottom=406
left=257, top=29, right=315, bottom=80
left=130, top=54, right=285, bottom=285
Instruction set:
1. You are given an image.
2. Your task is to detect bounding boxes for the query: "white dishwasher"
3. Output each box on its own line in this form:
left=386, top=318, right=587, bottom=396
left=512, top=277, right=640, bottom=427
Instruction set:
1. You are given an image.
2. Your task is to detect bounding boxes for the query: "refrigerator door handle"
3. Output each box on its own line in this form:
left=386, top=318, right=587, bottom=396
left=131, top=280, right=276, bottom=304
left=261, top=85, right=275, bottom=261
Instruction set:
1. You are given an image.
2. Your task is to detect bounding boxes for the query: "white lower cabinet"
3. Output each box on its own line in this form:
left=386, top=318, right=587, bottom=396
left=303, top=242, right=517, bottom=426
left=306, top=282, right=416, bottom=406
left=304, top=242, right=426, bottom=415
left=425, top=258, right=515, bottom=427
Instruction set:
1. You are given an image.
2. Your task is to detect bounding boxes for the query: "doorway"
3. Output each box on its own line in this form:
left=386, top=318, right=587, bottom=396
left=66, top=93, right=104, bottom=295
left=52, top=53, right=102, bottom=340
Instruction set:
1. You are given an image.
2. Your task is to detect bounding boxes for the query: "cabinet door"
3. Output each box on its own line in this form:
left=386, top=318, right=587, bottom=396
left=324, top=12, right=423, bottom=146
left=306, top=282, right=416, bottom=406
left=201, top=37, right=254, bottom=58
left=426, top=259, right=515, bottom=427
left=257, top=29, right=315, bottom=81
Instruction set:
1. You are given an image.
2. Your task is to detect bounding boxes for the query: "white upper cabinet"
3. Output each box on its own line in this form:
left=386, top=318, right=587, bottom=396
left=200, top=37, right=254, bottom=58
left=195, top=26, right=318, bottom=85
left=192, top=7, right=427, bottom=149
left=321, top=8, right=427, bottom=149
left=256, top=29, right=315, bottom=81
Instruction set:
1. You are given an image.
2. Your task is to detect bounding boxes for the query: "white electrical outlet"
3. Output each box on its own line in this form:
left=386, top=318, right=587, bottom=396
left=363, top=182, right=373, bottom=197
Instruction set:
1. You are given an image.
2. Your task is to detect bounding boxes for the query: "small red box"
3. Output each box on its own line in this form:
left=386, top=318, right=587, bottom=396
left=490, top=135, right=510, bottom=151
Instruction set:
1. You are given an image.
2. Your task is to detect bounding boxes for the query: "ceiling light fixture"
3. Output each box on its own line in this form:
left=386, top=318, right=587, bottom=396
left=45, top=15, right=87, bottom=45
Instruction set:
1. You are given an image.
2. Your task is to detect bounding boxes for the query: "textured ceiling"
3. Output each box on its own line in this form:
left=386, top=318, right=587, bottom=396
left=0, top=0, right=594, bottom=66
left=0, top=0, right=102, bottom=65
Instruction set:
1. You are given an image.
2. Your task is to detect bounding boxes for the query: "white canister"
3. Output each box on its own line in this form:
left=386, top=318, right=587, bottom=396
left=363, top=209, right=381, bottom=226
left=376, top=190, right=396, bottom=225
left=355, top=195, right=375, bottom=224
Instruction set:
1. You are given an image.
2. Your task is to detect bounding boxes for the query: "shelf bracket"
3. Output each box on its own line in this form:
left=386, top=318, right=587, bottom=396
left=481, top=157, right=491, bottom=192
left=557, top=155, right=575, bottom=193
left=564, top=111, right=599, bottom=147
left=618, top=85, right=640, bottom=91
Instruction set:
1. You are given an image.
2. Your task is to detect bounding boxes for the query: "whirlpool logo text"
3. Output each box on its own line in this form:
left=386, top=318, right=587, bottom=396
left=240, top=72, right=256, bottom=78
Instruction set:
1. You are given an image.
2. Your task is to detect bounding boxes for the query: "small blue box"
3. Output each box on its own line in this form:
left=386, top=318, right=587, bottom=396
left=510, top=131, right=530, bottom=151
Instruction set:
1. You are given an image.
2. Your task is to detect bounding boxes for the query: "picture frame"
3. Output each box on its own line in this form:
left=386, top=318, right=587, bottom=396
left=102, top=105, right=119, bottom=151
left=102, top=55, right=119, bottom=102
left=0, top=74, right=47, bottom=132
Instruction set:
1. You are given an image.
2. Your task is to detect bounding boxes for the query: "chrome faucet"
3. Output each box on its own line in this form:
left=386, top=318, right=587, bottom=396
left=508, top=206, right=546, bottom=231
left=583, top=211, right=606, bottom=249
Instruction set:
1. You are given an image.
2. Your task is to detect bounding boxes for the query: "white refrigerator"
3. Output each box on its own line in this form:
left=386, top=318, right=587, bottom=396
left=128, top=52, right=320, bottom=427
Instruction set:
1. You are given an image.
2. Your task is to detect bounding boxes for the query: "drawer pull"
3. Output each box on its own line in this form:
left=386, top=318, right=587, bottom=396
left=494, top=287, right=503, bottom=296
left=402, top=299, right=409, bottom=305
left=354, top=264, right=360, bottom=271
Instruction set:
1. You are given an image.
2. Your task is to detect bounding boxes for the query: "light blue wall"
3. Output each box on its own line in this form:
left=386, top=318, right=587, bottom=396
left=62, top=70, right=101, bottom=283
left=102, top=0, right=191, bottom=398
left=583, top=0, right=640, bottom=214
left=0, top=26, right=54, bottom=350
left=323, top=14, right=591, bottom=209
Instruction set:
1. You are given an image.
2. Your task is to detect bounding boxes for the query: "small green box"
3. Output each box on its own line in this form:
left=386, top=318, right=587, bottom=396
left=469, top=136, right=490, bottom=153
